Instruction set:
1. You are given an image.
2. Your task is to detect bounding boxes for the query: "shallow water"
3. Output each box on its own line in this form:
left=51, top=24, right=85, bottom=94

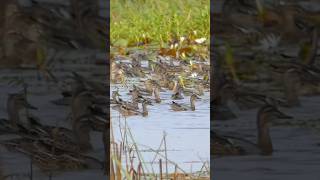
left=212, top=96, right=320, bottom=180
left=111, top=77, right=210, bottom=173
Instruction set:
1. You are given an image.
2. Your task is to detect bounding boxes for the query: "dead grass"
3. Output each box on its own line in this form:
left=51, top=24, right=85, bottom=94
left=110, top=117, right=210, bottom=180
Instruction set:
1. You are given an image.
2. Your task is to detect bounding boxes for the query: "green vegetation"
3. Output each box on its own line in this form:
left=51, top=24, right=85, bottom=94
left=110, top=0, right=210, bottom=46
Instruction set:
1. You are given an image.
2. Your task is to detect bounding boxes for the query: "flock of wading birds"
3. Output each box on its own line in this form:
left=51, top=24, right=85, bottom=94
left=2, top=0, right=320, bottom=175
left=0, top=73, right=109, bottom=172
left=111, top=53, right=209, bottom=117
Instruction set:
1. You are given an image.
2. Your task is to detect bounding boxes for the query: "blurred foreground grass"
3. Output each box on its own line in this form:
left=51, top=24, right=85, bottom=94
left=110, top=0, right=210, bottom=46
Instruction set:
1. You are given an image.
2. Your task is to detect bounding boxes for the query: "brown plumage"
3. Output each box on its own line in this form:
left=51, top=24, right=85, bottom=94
left=212, top=104, right=292, bottom=156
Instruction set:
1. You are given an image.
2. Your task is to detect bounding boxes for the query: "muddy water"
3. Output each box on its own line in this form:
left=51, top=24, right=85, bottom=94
left=212, top=96, right=320, bottom=180
left=0, top=50, right=107, bottom=179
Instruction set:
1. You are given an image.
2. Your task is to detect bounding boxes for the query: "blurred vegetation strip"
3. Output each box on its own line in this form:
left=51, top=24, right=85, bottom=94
left=110, top=0, right=209, bottom=46
left=225, top=44, right=239, bottom=83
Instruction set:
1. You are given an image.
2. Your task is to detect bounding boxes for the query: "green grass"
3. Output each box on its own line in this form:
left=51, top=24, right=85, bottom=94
left=111, top=0, right=210, bottom=46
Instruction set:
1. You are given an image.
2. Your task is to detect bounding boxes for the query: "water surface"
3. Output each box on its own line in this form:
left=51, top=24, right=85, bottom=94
left=212, top=96, right=320, bottom=180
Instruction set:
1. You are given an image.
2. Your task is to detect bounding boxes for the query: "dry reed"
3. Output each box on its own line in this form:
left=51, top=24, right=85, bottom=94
left=110, top=114, right=210, bottom=180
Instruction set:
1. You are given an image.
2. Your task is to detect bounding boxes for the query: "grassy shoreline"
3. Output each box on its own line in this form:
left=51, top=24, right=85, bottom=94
left=111, top=0, right=209, bottom=46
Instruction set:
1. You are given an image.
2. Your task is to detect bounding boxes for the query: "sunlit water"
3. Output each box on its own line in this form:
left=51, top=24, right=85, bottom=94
left=212, top=96, right=320, bottom=180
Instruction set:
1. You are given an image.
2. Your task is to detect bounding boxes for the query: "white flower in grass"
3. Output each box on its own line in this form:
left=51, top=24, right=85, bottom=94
left=195, top=38, right=206, bottom=44
left=180, top=36, right=186, bottom=43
